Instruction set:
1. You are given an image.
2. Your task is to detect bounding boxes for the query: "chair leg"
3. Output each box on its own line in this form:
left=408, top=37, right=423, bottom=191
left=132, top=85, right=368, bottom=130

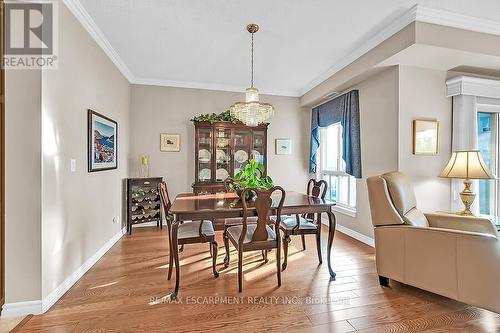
left=301, top=234, right=306, bottom=251
left=238, top=250, right=243, bottom=292
left=282, top=235, right=290, bottom=271
left=211, top=241, right=219, bottom=278
left=171, top=225, right=180, bottom=300
left=167, top=235, right=173, bottom=280
left=209, top=243, right=213, bottom=257
left=276, top=242, right=282, bottom=287
left=316, top=229, right=323, bottom=265
left=223, top=228, right=230, bottom=268
left=261, top=250, right=268, bottom=263
left=379, top=275, right=390, bottom=287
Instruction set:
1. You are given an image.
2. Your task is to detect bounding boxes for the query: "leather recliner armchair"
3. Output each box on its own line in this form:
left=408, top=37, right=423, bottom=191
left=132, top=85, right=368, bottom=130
left=367, top=171, right=500, bottom=313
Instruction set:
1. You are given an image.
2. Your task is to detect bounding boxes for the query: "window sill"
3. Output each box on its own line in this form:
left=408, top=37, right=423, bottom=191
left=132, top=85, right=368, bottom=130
left=332, top=205, right=357, bottom=218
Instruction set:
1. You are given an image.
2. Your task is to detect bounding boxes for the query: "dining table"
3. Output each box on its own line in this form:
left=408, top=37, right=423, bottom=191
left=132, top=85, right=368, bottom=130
left=169, top=190, right=338, bottom=278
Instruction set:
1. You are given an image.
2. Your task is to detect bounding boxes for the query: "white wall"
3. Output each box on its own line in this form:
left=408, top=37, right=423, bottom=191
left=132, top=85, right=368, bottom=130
left=129, top=85, right=309, bottom=197
left=5, top=69, right=42, bottom=303
left=398, top=66, right=452, bottom=212
left=41, top=3, right=130, bottom=299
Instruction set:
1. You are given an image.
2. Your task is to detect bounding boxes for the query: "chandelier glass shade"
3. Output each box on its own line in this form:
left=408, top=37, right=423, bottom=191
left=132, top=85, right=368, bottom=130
left=230, top=88, right=274, bottom=127
left=229, top=24, right=275, bottom=127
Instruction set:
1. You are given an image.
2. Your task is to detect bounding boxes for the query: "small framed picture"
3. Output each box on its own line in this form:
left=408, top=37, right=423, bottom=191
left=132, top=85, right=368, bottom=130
left=275, top=139, right=292, bottom=155
left=88, top=109, right=118, bottom=172
left=160, top=133, right=181, bottom=152
left=413, top=120, right=439, bottom=155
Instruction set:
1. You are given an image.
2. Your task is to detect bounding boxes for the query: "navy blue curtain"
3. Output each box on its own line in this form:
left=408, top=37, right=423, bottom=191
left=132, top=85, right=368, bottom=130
left=309, top=90, right=361, bottom=178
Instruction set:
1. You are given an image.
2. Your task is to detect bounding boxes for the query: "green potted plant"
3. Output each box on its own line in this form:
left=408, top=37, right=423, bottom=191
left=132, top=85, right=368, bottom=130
left=190, top=110, right=242, bottom=124
left=229, top=160, right=273, bottom=200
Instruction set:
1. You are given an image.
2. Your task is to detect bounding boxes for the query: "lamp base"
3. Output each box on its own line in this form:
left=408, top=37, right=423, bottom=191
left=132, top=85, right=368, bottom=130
left=459, top=179, right=475, bottom=216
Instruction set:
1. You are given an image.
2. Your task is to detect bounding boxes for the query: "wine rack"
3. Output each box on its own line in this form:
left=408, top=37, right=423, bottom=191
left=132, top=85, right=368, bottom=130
left=126, top=177, right=163, bottom=235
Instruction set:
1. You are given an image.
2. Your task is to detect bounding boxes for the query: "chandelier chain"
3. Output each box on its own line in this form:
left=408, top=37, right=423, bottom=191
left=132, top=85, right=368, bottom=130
left=251, top=32, right=254, bottom=88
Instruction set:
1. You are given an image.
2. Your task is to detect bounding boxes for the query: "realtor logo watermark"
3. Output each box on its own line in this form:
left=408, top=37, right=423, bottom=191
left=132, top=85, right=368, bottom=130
left=3, top=1, right=58, bottom=69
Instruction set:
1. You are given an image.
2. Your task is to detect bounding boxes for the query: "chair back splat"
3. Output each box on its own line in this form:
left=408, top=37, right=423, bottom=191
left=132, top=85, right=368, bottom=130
left=308, top=179, right=328, bottom=199
left=159, top=181, right=173, bottom=228
left=241, top=187, right=285, bottom=243
left=306, top=179, right=327, bottom=220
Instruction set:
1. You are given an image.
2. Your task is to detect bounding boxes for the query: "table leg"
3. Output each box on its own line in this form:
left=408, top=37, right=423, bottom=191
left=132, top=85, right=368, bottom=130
left=326, top=210, right=336, bottom=278
left=171, top=220, right=180, bottom=300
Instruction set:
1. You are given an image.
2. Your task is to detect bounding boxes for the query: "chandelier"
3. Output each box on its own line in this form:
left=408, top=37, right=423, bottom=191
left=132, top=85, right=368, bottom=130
left=229, top=24, right=275, bottom=127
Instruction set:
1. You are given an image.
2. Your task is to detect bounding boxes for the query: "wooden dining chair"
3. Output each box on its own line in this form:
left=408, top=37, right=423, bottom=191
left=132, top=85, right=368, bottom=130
left=158, top=182, right=219, bottom=299
left=280, top=179, right=327, bottom=271
left=224, top=186, right=286, bottom=292
left=222, top=178, right=267, bottom=266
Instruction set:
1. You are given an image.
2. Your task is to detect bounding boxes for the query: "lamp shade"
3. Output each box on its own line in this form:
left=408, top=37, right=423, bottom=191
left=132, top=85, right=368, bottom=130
left=440, top=150, right=496, bottom=179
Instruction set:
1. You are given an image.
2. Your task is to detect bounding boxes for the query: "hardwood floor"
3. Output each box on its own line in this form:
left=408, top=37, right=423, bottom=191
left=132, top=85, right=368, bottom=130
left=18, top=226, right=499, bottom=333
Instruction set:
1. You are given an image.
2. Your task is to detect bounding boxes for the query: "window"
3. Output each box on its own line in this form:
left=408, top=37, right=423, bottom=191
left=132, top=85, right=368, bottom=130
left=318, top=123, right=356, bottom=215
left=477, top=111, right=499, bottom=216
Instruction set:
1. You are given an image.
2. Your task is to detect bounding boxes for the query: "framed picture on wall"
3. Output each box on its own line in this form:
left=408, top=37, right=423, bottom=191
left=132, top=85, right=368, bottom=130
left=275, top=139, right=292, bottom=155
left=160, top=133, right=181, bottom=152
left=413, top=119, right=439, bottom=155
left=88, top=109, right=118, bottom=172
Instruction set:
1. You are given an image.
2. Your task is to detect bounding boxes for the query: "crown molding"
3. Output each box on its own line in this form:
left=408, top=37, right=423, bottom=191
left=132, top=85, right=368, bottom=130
left=446, top=76, right=500, bottom=99
left=299, top=5, right=500, bottom=96
left=414, top=6, right=500, bottom=36
left=63, top=0, right=134, bottom=82
left=132, top=77, right=301, bottom=97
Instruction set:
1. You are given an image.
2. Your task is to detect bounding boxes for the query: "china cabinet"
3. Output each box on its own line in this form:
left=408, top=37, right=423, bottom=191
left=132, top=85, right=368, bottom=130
left=193, top=121, right=268, bottom=194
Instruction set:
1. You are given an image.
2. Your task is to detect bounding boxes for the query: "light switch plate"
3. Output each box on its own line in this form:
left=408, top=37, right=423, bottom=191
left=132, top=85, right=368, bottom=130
left=70, top=159, right=76, bottom=172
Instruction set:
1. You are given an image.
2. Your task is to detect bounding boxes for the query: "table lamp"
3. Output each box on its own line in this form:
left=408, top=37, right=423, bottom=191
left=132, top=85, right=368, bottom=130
left=440, top=150, right=496, bottom=215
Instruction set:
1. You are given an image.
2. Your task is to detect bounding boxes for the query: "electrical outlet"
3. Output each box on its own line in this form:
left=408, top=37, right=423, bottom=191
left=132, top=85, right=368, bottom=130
left=70, top=159, right=76, bottom=172
left=113, top=216, right=120, bottom=224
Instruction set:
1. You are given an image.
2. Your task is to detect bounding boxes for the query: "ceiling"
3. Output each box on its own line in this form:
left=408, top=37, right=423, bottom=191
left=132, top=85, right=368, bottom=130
left=77, top=0, right=500, bottom=96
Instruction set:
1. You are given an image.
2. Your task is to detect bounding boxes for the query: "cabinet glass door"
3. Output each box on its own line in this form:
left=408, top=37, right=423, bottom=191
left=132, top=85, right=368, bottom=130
left=215, top=128, right=231, bottom=181
left=251, top=130, right=266, bottom=165
left=234, top=129, right=250, bottom=177
left=197, top=128, right=212, bottom=182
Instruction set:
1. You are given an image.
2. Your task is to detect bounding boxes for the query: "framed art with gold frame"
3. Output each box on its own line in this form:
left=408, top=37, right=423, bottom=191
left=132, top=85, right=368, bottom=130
left=413, top=120, right=439, bottom=155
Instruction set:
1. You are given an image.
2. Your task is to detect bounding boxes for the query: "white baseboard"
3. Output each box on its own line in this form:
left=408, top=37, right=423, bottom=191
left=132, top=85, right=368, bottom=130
left=41, top=226, right=127, bottom=313
left=2, top=300, right=42, bottom=317
left=321, top=218, right=375, bottom=247
left=336, top=224, right=375, bottom=247
left=2, top=226, right=127, bottom=317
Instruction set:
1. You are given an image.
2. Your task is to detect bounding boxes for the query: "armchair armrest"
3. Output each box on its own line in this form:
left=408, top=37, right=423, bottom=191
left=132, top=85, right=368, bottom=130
left=425, top=213, right=499, bottom=239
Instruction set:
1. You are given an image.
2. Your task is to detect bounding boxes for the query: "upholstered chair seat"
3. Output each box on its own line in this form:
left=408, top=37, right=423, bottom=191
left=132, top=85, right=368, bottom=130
left=227, top=224, right=276, bottom=244
left=280, top=216, right=317, bottom=230
left=177, top=220, right=215, bottom=239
